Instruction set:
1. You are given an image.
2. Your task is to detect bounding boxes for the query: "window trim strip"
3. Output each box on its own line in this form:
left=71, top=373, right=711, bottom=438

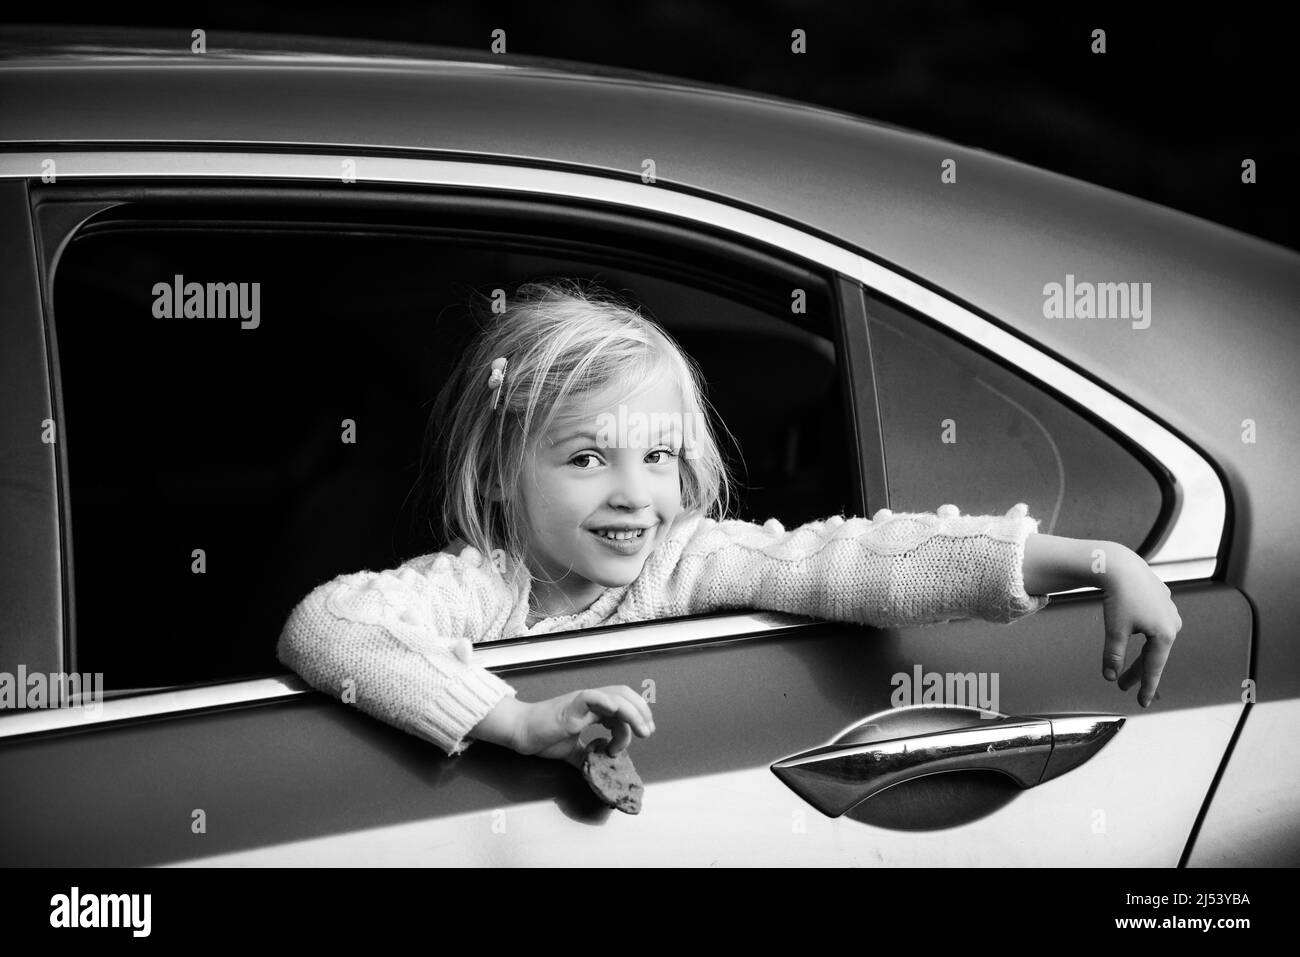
left=0, top=611, right=817, bottom=741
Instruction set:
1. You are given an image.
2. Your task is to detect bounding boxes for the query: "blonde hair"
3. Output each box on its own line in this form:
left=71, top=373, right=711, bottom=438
left=416, top=278, right=737, bottom=569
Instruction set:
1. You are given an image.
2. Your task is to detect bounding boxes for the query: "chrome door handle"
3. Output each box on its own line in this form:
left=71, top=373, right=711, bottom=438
left=771, top=706, right=1125, bottom=817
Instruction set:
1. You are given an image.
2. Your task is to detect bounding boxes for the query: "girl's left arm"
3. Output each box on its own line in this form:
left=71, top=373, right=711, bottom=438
left=630, top=506, right=1181, bottom=706
left=636, top=503, right=1050, bottom=627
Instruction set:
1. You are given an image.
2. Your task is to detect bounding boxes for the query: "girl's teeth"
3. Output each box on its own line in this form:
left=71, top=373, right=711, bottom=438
left=597, top=529, right=644, bottom=540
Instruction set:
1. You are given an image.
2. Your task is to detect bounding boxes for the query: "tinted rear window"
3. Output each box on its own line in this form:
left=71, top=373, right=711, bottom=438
left=865, top=289, right=1166, bottom=549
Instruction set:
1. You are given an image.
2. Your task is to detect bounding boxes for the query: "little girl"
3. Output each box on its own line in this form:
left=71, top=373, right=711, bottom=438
left=277, top=278, right=1181, bottom=768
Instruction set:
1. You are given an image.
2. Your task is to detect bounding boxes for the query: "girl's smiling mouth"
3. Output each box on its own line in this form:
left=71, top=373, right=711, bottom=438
left=586, top=523, right=657, bottom=554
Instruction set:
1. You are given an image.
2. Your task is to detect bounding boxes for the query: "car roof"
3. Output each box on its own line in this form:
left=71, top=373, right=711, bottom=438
left=0, top=24, right=933, bottom=139
left=2, top=26, right=1297, bottom=456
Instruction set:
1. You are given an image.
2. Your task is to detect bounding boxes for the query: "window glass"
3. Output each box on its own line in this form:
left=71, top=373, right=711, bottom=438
left=865, top=288, right=1165, bottom=550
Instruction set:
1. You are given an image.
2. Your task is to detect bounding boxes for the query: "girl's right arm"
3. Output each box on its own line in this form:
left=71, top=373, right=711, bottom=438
left=279, top=552, right=656, bottom=760
left=276, top=551, right=518, bottom=757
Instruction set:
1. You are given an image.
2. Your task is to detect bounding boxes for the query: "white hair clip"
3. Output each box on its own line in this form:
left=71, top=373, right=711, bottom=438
left=487, top=356, right=508, bottom=410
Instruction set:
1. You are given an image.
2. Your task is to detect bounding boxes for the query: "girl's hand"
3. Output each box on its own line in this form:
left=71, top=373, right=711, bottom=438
left=511, top=686, right=655, bottom=768
left=1100, top=547, right=1184, bottom=708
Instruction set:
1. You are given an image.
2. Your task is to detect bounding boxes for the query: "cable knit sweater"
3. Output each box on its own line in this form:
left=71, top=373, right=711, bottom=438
left=276, top=503, right=1049, bottom=757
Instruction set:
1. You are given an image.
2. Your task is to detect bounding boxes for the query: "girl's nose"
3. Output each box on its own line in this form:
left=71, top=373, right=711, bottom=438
left=607, top=464, right=653, bottom=510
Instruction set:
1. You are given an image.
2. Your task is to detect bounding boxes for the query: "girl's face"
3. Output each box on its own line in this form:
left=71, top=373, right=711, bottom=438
left=518, top=375, right=687, bottom=596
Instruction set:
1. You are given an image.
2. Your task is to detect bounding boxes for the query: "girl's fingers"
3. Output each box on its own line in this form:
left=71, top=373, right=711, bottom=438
left=570, top=690, right=618, bottom=729
left=1116, top=645, right=1145, bottom=692
left=1115, top=634, right=1172, bottom=707
left=605, top=685, right=655, bottom=734
left=599, top=696, right=650, bottom=753
left=1103, top=619, right=1130, bottom=682
left=603, top=696, right=646, bottom=737
left=1138, top=632, right=1174, bottom=707
left=584, top=686, right=651, bottom=734
left=567, top=687, right=653, bottom=758
left=576, top=690, right=644, bottom=740
left=607, top=719, right=633, bottom=756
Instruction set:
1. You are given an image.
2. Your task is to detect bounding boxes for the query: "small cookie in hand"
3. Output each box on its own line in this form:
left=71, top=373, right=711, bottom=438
left=581, top=738, right=645, bottom=815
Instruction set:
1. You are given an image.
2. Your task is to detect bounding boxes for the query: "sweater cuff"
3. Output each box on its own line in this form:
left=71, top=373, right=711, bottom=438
left=410, top=664, right=517, bottom=757
left=966, top=503, right=1051, bottom=623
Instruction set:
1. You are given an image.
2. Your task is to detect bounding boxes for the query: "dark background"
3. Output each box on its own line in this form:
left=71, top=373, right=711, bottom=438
left=3, top=1, right=1296, bottom=251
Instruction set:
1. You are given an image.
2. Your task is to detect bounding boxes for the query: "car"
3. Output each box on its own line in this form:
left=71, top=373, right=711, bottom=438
left=1, top=27, right=1296, bottom=867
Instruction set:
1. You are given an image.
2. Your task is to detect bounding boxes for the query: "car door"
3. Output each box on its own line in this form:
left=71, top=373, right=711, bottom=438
left=0, top=156, right=1251, bottom=866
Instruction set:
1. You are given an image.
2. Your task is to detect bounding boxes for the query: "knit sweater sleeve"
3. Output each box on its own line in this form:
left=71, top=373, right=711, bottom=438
left=275, top=549, right=517, bottom=757
left=628, top=503, right=1050, bottom=627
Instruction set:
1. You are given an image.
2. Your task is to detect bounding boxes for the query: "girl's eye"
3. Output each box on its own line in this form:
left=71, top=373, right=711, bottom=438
left=569, top=449, right=678, bottom=468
